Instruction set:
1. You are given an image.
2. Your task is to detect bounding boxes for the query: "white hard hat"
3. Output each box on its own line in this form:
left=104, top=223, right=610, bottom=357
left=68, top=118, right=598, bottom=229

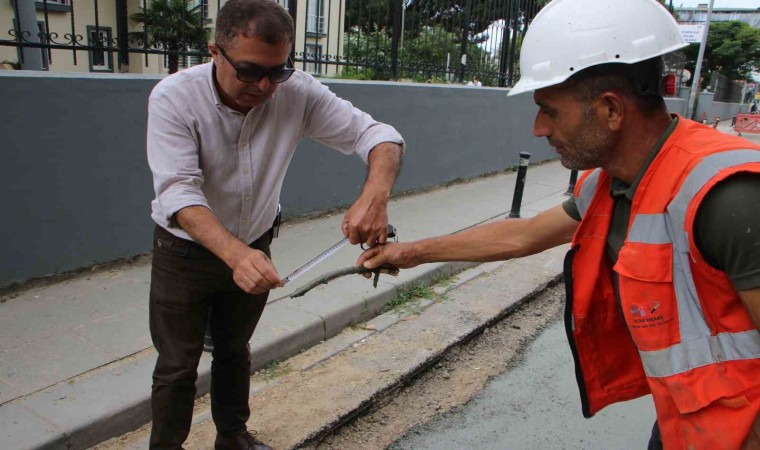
left=508, top=0, right=688, bottom=96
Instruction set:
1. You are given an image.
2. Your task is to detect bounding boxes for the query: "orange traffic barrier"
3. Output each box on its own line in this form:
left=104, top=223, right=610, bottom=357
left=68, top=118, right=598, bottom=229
left=735, top=114, right=760, bottom=135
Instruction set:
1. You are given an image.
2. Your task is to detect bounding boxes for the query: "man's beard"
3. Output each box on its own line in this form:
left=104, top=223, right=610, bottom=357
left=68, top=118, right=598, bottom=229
left=556, top=109, right=615, bottom=171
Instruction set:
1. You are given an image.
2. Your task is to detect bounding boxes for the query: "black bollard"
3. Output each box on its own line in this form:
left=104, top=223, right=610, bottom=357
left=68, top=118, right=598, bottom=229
left=508, top=152, right=531, bottom=218
left=564, top=170, right=578, bottom=196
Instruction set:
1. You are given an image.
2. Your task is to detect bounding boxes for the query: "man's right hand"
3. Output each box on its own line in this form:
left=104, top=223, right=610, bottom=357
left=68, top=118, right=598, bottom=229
left=229, top=247, right=283, bottom=294
left=175, top=206, right=284, bottom=294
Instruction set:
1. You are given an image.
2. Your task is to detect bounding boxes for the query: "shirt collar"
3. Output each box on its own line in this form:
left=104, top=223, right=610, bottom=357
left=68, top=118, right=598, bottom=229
left=208, top=61, right=225, bottom=109
left=610, top=115, right=679, bottom=200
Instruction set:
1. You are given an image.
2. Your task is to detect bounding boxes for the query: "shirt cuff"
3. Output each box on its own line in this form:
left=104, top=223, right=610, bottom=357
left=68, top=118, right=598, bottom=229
left=158, top=188, right=210, bottom=228
left=355, top=124, right=405, bottom=164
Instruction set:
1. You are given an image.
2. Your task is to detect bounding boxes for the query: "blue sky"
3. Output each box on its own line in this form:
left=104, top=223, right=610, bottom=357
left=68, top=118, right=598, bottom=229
left=674, top=0, right=760, bottom=8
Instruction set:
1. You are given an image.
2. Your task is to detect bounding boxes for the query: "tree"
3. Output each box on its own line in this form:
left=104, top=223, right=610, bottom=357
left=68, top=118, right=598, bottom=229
left=340, top=25, right=499, bottom=84
left=341, top=0, right=548, bottom=85
left=345, top=0, right=548, bottom=39
left=129, top=0, right=212, bottom=74
left=681, top=20, right=760, bottom=87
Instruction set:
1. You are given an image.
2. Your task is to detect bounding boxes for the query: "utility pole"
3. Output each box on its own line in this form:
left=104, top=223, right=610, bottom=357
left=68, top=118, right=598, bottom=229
left=685, top=0, right=714, bottom=120
left=458, top=0, right=472, bottom=83
left=288, top=0, right=297, bottom=61
left=389, top=0, right=402, bottom=80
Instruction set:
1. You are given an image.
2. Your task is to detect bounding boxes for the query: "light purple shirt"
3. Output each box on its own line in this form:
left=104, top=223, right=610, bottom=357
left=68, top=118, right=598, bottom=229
left=147, top=63, right=404, bottom=244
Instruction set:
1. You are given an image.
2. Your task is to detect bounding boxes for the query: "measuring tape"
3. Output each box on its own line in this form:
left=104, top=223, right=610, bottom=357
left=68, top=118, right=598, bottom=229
left=283, top=238, right=349, bottom=285
left=282, top=224, right=397, bottom=285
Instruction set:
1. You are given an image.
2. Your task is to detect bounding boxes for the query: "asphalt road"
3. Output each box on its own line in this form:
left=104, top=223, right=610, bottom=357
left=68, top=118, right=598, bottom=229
left=391, top=321, right=658, bottom=450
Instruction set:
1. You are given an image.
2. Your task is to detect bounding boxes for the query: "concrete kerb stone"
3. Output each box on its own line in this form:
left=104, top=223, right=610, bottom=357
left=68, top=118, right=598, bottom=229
left=249, top=302, right=326, bottom=371
left=281, top=275, right=399, bottom=339
left=0, top=259, right=478, bottom=450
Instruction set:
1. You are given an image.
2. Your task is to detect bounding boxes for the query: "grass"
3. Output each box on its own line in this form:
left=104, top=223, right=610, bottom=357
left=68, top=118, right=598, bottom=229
left=382, top=283, right=442, bottom=315
left=260, top=360, right=292, bottom=382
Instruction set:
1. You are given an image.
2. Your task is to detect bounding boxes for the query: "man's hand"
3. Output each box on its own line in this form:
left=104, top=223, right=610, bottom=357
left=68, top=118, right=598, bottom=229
left=343, top=142, right=402, bottom=247
left=176, top=206, right=283, bottom=294
left=357, top=242, right=420, bottom=271
left=229, top=247, right=283, bottom=294
left=342, top=192, right=388, bottom=247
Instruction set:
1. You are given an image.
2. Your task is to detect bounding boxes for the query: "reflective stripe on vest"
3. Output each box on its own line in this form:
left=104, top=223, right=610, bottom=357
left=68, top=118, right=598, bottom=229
left=576, top=169, right=600, bottom=219
left=626, top=150, right=760, bottom=378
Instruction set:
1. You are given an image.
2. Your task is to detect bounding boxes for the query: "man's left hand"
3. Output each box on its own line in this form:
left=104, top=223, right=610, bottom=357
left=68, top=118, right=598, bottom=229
left=342, top=192, right=388, bottom=247
left=342, top=141, right=402, bottom=247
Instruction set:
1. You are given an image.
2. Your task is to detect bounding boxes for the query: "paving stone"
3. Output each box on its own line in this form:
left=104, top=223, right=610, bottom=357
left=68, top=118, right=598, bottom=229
left=73, top=306, right=151, bottom=358
left=0, top=402, right=63, bottom=450
left=0, top=332, right=112, bottom=398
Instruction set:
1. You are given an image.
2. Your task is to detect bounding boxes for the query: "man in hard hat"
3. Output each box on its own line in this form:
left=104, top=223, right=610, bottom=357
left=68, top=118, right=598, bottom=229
left=357, top=0, right=760, bottom=448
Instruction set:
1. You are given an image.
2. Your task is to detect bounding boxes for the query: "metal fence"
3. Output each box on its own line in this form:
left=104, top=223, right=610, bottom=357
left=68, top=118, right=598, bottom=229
left=663, top=51, right=687, bottom=95
left=2, top=0, right=215, bottom=73
left=709, top=70, right=747, bottom=104
left=296, top=0, right=546, bottom=86
left=2, top=0, right=545, bottom=86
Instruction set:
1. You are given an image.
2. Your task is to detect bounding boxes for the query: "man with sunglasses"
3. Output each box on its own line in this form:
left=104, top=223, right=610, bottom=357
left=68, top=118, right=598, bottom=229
left=145, top=0, right=404, bottom=448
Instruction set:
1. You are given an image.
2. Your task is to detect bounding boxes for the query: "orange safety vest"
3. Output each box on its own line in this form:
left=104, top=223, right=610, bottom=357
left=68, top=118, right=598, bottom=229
left=566, top=117, right=760, bottom=449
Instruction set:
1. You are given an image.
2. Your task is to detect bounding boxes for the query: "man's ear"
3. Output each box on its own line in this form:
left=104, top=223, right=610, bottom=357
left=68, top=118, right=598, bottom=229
left=597, top=92, right=625, bottom=132
left=208, top=43, right=219, bottom=57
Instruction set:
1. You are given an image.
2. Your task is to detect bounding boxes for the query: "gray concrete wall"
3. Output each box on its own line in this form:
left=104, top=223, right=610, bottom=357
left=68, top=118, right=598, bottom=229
left=665, top=97, right=688, bottom=116
left=694, top=91, right=749, bottom=123
left=0, top=72, right=554, bottom=286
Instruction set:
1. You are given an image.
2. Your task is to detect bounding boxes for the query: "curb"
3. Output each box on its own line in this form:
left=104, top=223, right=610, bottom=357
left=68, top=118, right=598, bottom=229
left=0, top=260, right=480, bottom=450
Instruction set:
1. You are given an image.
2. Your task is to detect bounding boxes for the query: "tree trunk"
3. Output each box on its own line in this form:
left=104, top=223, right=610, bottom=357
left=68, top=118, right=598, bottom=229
left=168, top=52, right=179, bottom=74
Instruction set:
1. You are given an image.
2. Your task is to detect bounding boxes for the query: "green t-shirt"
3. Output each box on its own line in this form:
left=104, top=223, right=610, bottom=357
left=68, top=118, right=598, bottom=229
left=562, top=118, right=760, bottom=291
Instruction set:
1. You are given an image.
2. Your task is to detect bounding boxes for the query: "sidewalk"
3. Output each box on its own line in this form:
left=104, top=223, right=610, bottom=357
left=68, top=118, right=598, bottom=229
left=717, top=117, right=760, bottom=144
left=0, top=160, right=574, bottom=450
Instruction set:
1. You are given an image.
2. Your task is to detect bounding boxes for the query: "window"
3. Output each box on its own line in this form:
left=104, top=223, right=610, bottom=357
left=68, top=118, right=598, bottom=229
left=88, top=26, right=113, bottom=72
left=34, top=0, right=72, bottom=12
left=192, top=0, right=209, bottom=17
left=304, top=43, right=322, bottom=75
left=306, top=0, right=325, bottom=35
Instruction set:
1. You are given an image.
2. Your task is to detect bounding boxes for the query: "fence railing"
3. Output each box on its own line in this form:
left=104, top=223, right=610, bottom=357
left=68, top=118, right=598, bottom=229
left=296, top=0, right=547, bottom=86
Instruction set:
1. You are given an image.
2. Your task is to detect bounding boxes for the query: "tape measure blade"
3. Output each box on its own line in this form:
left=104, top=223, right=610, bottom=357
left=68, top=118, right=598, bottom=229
left=284, top=237, right=349, bottom=284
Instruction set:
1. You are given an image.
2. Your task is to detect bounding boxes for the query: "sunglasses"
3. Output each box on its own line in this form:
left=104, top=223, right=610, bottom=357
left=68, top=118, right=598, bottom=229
left=217, top=45, right=295, bottom=84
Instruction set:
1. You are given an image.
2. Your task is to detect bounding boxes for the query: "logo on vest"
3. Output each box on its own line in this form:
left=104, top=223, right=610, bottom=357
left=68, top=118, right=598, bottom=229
left=630, top=301, right=659, bottom=317
left=629, top=301, right=671, bottom=328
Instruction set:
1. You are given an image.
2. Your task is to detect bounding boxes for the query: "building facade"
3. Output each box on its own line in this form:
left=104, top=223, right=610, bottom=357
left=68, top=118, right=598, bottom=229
left=0, top=0, right=344, bottom=76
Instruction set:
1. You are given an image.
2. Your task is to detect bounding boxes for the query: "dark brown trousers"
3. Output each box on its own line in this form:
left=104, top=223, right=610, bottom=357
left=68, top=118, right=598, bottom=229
left=148, top=225, right=271, bottom=450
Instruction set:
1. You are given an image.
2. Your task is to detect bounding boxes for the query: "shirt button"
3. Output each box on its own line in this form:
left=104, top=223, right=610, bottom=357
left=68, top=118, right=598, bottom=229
left=243, top=169, right=250, bottom=174
left=244, top=195, right=250, bottom=201
left=241, top=218, right=248, bottom=223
